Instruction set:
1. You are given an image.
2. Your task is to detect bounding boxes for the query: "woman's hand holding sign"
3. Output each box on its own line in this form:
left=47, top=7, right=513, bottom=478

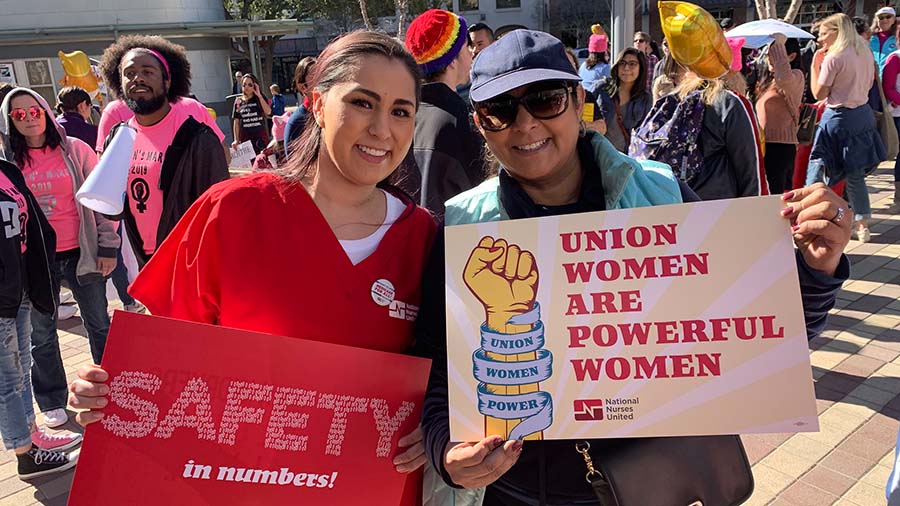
left=781, top=184, right=851, bottom=277
left=69, top=364, right=109, bottom=425
left=393, top=425, right=426, bottom=473
left=444, top=436, right=523, bottom=488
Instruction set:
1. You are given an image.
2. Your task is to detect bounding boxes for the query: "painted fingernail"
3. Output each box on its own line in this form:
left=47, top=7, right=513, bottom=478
left=791, top=225, right=800, bottom=232
left=781, top=206, right=793, bottom=216
left=511, top=440, right=524, bottom=452
left=782, top=191, right=795, bottom=200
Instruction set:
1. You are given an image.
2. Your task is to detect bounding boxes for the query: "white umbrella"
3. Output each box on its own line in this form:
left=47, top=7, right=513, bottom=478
left=725, top=19, right=814, bottom=49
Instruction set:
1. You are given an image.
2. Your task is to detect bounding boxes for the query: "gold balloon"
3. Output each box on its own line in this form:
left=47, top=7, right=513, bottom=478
left=58, top=50, right=102, bottom=101
left=659, top=1, right=732, bottom=79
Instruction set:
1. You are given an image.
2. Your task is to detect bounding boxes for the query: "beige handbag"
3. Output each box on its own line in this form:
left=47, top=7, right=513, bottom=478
left=876, top=72, right=899, bottom=162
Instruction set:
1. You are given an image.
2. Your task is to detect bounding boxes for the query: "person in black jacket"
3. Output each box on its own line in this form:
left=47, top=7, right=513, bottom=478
left=393, top=9, right=486, bottom=220
left=97, top=35, right=229, bottom=268
left=0, top=159, right=81, bottom=478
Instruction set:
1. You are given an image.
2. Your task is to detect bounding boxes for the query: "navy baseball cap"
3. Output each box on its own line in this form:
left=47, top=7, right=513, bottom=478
left=469, top=29, right=581, bottom=103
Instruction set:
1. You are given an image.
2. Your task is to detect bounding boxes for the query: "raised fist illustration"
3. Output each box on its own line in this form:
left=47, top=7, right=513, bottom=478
left=463, top=236, right=539, bottom=330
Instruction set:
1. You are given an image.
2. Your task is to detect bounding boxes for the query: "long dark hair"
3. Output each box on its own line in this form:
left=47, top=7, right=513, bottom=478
left=585, top=52, right=608, bottom=69
left=604, top=48, right=648, bottom=101
left=293, top=56, right=317, bottom=93
left=281, top=31, right=422, bottom=183
left=755, top=38, right=802, bottom=98
left=8, top=90, right=62, bottom=168
left=241, top=73, right=269, bottom=103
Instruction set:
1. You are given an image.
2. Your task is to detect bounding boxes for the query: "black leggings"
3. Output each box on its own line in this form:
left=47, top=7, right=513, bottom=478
left=764, top=143, right=797, bottom=194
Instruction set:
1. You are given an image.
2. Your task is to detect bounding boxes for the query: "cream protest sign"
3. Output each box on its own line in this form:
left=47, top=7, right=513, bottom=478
left=445, top=195, right=818, bottom=442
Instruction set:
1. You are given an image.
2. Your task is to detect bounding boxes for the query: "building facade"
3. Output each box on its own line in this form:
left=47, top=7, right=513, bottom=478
left=449, top=0, right=546, bottom=36
left=0, top=0, right=301, bottom=140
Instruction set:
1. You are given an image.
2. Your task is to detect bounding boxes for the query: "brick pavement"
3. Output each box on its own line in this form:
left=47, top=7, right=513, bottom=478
left=1, top=166, right=899, bottom=505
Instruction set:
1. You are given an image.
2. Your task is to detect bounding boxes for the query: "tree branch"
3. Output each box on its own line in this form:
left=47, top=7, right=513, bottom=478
left=783, top=0, right=803, bottom=24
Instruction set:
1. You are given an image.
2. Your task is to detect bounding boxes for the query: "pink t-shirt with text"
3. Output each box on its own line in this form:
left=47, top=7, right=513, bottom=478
left=127, top=102, right=206, bottom=254
left=0, top=171, right=28, bottom=253
left=818, top=47, right=875, bottom=109
left=22, top=147, right=80, bottom=252
left=97, top=97, right=225, bottom=152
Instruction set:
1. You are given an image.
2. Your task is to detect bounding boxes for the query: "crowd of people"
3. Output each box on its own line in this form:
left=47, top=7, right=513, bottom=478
left=1, top=1, right=896, bottom=504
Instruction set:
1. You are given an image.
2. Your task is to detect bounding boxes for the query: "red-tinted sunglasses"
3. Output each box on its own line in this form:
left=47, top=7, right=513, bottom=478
left=9, top=106, right=44, bottom=122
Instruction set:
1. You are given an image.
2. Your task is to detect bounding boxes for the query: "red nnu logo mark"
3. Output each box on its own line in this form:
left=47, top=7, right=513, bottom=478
left=574, top=399, right=604, bottom=421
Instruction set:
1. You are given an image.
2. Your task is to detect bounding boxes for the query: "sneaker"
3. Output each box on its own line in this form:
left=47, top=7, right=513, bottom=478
left=124, top=301, right=146, bottom=313
left=57, top=305, right=77, bottom=320
left=43, top=408, right=69, bottom=429
left=856, top=226, right=871, bottom=243
left=59, top=291, right=73, bottom=304
left=31, top=429, right=81, bottom=451
left=17, top=446, right=78, bottom=479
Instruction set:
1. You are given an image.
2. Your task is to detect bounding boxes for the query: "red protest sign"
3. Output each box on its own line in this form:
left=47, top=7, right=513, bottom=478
left=69, top=312, right=430, bottom=505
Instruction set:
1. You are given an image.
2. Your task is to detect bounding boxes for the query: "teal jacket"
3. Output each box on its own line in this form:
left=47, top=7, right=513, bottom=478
left=444, top=131, right=683, bottom=225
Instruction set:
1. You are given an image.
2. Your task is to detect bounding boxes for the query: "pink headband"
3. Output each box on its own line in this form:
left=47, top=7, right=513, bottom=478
left=132, top=48, right=171, bottom=77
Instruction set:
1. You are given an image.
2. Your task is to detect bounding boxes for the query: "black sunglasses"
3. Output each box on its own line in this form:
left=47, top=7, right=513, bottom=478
left=475, top=85, right=573, bottom=132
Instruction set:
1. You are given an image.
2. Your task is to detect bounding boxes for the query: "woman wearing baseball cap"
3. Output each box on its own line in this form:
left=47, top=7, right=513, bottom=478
left=871, top=6, right=898, bottom=73
left=417, top=29, right=851, bottom=504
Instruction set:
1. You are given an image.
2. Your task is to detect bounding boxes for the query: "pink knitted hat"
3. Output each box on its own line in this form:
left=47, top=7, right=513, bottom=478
left=588, top=34, right=608, bottom=53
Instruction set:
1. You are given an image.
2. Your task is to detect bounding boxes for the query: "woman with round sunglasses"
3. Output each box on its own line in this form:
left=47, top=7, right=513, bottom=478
left=595, top=48, right=652, bottom=153
left=0, top=88, right=119, bottom=430
left=413, top=30, right=850, bottom=505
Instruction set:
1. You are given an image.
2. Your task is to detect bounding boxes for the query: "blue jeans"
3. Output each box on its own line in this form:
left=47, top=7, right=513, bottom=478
left=31, top=255, right=110, bottom=412
left=110, top=229, right=134, bottom=306
left=0, top=300, right=35, bottom=450
left=806, top=159, right=872, bottom=222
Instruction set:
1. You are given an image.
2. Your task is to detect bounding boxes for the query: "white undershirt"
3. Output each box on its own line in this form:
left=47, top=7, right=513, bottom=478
left=339, top=190, right=405, bottom=265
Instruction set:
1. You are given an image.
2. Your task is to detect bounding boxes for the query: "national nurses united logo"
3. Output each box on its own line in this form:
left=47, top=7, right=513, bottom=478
left=574, top=399, right=604, bottom=421
left=463, top=237, right=553, bottom=440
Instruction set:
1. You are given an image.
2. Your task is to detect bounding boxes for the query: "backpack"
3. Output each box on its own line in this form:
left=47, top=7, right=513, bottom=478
left=628, top=90, right=705, bottom=185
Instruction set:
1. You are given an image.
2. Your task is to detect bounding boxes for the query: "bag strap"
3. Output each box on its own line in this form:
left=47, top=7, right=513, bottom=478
left=614, top=101, right=631, bottom=147
left=576, top=441, right=604, bottom=484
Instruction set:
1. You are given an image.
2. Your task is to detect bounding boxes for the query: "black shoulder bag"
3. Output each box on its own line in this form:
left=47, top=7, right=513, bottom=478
left=796, top=104, right=819, bottom=145
left=578, top=435, right=754, bottom=506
